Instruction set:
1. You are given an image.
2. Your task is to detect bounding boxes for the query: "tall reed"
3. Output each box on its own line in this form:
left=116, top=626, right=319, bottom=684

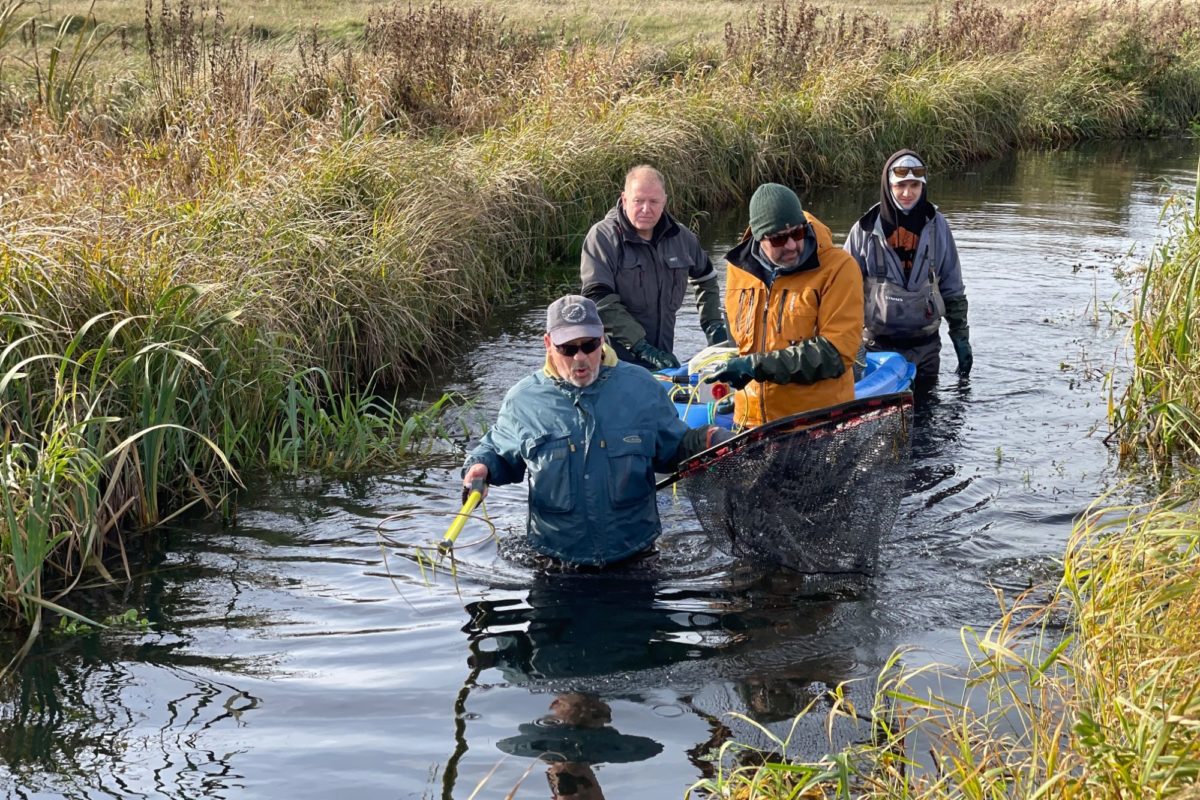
left=1112, top=162, right=1200, bottom=478
left=0, top=280, right=455, bottom=653
left=688, top=491, right=1200, bottom=798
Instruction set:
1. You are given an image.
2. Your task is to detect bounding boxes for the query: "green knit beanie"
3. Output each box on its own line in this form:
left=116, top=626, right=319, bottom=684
left=748, top=183, right=805, bottom=240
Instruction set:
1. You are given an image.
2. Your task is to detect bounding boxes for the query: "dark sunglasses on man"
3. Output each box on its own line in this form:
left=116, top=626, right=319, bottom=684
left=890, top=165, right=927, bottom=179
left=763, top=225, right=806, bottom=248
left=554, top=338, right=603, bottom=357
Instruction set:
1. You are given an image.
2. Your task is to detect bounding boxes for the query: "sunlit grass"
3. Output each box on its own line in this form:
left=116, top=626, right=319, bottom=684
left=0, top=294, right=459, bottom=661
left=687, top=492, right=1200, bottom=798
left=1113, top=164, right=1200, bottom=479
left=38, top=0, right=946, bottom=48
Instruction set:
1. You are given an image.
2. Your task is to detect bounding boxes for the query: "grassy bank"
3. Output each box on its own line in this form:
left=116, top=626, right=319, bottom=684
left=3, top=0, right=1200, bottom=645
left=689, top=174, right=1200, bottom=798
left=29, top=0, right=948, bottom=48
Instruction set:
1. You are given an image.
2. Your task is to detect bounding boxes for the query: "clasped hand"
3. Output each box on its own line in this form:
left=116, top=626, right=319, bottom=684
left=702, top=356, right=755, bottom=390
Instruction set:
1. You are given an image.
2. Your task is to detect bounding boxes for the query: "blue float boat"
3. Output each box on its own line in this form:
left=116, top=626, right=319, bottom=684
left=662, top=351, right=915, bottom=428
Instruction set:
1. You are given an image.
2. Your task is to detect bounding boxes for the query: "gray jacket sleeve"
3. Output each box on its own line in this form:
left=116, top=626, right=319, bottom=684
left=692, top=276, right=724, bottom=330
left=932, top=212, right=965, bottom=300
left=687, top=236, right=723, bottom=329
left=842, top=224, right=870, bottom=275
left=594, top=294, right=647, bottom=349
left=581, top=224, right=648, bottom=348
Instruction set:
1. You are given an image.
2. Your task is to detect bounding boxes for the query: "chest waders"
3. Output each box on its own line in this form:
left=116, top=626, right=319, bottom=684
left=863, top=222, right=945, bottom=340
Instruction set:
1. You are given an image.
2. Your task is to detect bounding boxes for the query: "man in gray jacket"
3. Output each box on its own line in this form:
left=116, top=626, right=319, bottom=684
left=580, top=165, right=728, bottom=371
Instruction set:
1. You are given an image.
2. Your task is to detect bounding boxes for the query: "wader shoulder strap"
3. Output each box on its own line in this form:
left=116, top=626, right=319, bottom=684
left=872, top=236, right=888, bottom=279
left=926, top=221, right=938, bottom=285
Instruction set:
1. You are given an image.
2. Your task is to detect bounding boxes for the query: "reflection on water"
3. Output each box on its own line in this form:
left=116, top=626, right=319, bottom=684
left=2, top=140, right=1198, bottom=798
left=1, top=653, right=259, bottom=799
left=458, top=569, right=880, bottom=797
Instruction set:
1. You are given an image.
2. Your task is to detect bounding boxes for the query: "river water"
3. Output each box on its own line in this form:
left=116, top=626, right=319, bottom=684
left=2, top=140, right=1197, bottom=799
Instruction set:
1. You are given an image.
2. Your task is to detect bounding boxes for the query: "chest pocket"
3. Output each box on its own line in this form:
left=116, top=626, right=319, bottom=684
left=619, top=249, right=650, bottom=314
left=732, top=286, right=761, bottom=344
left=663, top=253, right=690, bottom=312
left=773, top=287, right=819, bottom=342
left=526, top=434, right=574, bottom=513
left=604, top=432, right=654, bottom=509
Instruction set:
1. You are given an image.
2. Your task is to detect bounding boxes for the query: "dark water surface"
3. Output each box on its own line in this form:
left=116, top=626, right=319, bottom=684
left=3, top=140, right=1198, bottom=799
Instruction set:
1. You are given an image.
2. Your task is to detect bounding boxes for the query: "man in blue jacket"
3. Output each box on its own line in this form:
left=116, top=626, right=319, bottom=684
left=462, top=295, right=730, bottom=567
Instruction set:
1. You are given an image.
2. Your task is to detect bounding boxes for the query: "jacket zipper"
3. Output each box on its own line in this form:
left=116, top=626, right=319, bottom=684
left=757, top=284, right=772, bottom=424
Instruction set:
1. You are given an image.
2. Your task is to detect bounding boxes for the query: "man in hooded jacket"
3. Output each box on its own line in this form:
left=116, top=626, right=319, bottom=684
left=706, top=183, right=864, bottom=427
left=842, top=149, right=972, bottom=380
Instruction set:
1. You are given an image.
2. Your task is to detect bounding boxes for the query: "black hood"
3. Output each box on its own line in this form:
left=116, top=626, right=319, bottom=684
left=873, top=148, right=934, bottom=237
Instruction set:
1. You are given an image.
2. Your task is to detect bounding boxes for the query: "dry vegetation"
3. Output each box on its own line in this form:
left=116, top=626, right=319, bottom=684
left=31, top=0, right=943, bottom=46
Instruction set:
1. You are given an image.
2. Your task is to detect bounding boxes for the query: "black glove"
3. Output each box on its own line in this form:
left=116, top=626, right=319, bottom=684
left=943, top=296, right=971, bottom=376
left=461, top=476, right=486, bottom=504
left=950, top=331, right=973, bottom=376
left=632, top=339, right=681, bottom=370
left=703, top=320, right=731, bottom=346
left=709, top=427, right=735, bottom=446
left=704, top=356, right=755, bottom=390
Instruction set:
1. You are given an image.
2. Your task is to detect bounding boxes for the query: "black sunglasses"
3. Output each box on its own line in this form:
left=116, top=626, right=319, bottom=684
left=764, top=225, right=806, bottom=248
left=891, top=165, right=927, bottom=179
left=554, top=338, right=603, bottom=357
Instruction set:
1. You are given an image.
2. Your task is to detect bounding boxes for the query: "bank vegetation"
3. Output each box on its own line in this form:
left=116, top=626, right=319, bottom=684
left=2, top=0, right=1200, bottom=655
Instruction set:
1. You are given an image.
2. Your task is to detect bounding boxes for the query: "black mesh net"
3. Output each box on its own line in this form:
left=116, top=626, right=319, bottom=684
left=660, top=393, right=914, bottom=576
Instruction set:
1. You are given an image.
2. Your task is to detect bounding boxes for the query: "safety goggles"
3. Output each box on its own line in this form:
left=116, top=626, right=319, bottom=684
left=890, top=165, right=927, bottom=179
left=554, top=338, right=603, bottom=357
left=763, top=225, right=806, bottom=248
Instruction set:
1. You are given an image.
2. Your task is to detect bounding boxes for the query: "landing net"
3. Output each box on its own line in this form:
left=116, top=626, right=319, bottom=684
left=660, top=392, right=913, bottom=575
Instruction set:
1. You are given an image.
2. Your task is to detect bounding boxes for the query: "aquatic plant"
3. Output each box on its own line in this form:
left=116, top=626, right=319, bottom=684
left=1113, top=162, right=1200, bottom=478
left=0, top=288, right=458, bottom=659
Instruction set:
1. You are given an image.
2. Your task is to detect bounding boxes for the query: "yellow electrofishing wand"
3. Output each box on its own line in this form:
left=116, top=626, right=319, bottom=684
left=439, top=477, right=485, bottom=556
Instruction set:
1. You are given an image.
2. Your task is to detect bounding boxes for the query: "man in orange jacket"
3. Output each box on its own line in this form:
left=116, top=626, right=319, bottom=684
left=709, top=183, right=864, bottom=427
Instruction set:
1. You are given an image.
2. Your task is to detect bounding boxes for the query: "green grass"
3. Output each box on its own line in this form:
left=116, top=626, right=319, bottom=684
left=687, top=491, right=1200, bottom=799
left=1113, top=163, right=1200, bottom=479
left=0, top=293, right=458, bottom=665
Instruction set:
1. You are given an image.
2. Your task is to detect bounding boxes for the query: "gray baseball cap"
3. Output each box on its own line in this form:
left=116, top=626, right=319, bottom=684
left=546, top=295, right=605, bottom=345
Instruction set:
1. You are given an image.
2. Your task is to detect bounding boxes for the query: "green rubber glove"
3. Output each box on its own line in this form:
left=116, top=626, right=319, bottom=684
left=703, top=320, right=731, bottom=346
left=704, top=356, right=756, bottom=390
left=950, top=332, right=973, bottom=375
left=632, top=339, right=681, bottom=370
